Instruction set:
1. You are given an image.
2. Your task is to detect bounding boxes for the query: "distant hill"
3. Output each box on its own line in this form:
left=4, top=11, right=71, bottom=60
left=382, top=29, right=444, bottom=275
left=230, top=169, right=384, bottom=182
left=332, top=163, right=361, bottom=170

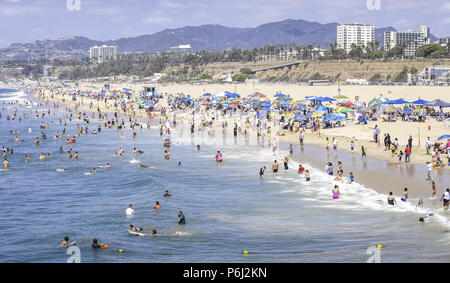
left=0, top=19, right=438, bottom=61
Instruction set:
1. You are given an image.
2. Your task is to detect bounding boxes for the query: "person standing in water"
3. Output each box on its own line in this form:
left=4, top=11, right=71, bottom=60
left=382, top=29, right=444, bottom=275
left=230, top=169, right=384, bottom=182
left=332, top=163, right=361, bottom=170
left=332, top=185, right=340, bottom=199
left=272, top=160, right=278, bottom=173
left=440, top=189, right=450, bottom=211
left=259, top=166, right=266, bottom=177
left=215, top=151, right=222, bottom=162
left=177, top=211, right=186, bottom=225
left=400, top=188, right=408, bottom=202
left=387, top=192, right=397, bottom=206
left=284, top=157, right=289, bottom=170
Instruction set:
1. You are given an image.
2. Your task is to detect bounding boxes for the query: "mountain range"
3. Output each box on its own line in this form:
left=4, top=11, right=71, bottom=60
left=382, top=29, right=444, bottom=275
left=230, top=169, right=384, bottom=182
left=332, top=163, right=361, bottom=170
left=0, top=19, right=440, bottom=61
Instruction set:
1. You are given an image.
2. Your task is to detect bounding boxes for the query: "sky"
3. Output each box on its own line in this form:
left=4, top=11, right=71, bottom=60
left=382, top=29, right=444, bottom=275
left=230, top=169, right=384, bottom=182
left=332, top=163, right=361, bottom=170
left=0, top=0, right=449, bottom=48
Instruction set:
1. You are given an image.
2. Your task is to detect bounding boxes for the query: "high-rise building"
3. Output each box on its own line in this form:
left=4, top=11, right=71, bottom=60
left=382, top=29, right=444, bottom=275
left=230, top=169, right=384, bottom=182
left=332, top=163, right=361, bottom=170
left=384, top=25, right=431, bottom=57
left=337, top=23, right=375, bottom=53
left=89, top=45, right=118, bottom=63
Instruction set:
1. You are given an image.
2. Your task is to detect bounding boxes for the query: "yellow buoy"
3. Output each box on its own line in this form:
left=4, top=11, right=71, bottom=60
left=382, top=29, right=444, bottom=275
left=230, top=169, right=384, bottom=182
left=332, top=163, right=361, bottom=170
left=243, top=250, right=249, bottom=255
left=118, top=249, right=124, bottom=253
left=377, top=245, right=383, bottom=249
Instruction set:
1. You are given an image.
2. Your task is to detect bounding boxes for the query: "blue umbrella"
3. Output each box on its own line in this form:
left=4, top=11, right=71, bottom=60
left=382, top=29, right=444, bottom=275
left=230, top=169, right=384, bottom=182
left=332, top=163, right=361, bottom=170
left=274, top=93, right=287, bottom=97
left=322, top=97, right=337, bottom=102
left=411, top=99, right=429, bottom=105
left=402, top=109, right=413, bottom=114
left=295, top=104, right=306, bottom=110
left=382, top=99, right=408, bottom=104
left=437, top=135, right=450, bottom=140
left=294, top=114, right=307, bottom=121
left=315, top=105, right=328, bottom=112
left=122, top=88, right=133, bottom=92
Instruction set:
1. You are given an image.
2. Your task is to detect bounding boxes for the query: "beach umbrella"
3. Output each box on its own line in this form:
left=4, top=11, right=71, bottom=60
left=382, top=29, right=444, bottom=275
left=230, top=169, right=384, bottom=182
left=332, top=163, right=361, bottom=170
left=274, top=93, right=287, bottom=97
left=437, top=135, right=450, bottom=140
left=342, top=102, right=353, bottom=108
left=411, top=99, right=429, bottom=105
left=295, top=104, right=306, bottom=110
left=122, top=88, right=133, bottom=92
left=322, top=97, right=337, bottom=102
left=250, top=92, right=266, bottom=98
left=310, top=111, right=324, bottom=117
left=315, top=105, right=328, bottom=112
left=294, top=114, right=307, bottom=121
left=414, top=108, right=424, bottom=112
left=384, top=108, right=396, bottom=112
left=203, top=93, right=212, bottom=97
left=353, top=101, right=365, bottom=108
left=334, top=95, right=349, bottom=99
left=338, top=107, right=354, bottom=113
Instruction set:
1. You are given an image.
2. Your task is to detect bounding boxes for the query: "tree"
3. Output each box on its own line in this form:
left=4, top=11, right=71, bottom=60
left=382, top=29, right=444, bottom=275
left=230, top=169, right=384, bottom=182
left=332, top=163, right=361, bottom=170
left=199, top=73, right=211, bottom=80
left=234, top=73, right=250, bottom=82
left=416, top=44, right=443, bottom=58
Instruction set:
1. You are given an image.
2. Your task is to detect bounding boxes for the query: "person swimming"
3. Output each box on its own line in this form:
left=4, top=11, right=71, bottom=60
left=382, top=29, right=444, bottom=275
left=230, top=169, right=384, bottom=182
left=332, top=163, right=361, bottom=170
left=92, top=239, right=109, bottom=249
left=154, top=201, right=160, bottom=210
left=164, top=190, right=171, bottom=197
left=137, top=163, right=147, bottom=168
left=128, top=224, right=144, bottom=232
left=57, top=168, right=67, bottom=172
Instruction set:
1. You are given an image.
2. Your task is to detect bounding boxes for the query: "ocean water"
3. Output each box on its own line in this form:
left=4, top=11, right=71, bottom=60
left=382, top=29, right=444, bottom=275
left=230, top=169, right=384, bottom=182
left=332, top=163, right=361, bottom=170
left=1, top=87, right=450, bottom=263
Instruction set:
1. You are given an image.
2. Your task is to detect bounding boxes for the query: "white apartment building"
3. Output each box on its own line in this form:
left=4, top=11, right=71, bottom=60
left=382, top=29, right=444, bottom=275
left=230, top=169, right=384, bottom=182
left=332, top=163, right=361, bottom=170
left=384, top=25, right=431, bottom=57
left=337, top=23, right=375, bottom=53
left=169, top=44, right=192, bottom=53
left=89, top=45, right=118, bottom=63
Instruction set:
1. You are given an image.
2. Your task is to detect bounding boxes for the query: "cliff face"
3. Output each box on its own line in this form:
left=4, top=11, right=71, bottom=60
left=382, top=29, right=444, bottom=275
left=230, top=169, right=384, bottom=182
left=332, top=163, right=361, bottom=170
left=251, top=59, right=450, bottom=82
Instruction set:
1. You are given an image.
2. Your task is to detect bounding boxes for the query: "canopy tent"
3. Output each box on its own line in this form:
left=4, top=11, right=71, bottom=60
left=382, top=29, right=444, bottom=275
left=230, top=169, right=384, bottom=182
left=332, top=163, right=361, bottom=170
left=411, top=99, right=429, bottom=105
left=437, top=135, right=450, bottom=140
left=382, top=99, right=409, bottom=105
left=427, top=99, right=450, bottom=107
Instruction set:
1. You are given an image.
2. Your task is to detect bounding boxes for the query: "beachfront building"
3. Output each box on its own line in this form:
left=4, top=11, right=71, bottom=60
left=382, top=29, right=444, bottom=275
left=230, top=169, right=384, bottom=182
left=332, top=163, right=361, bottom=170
left=384, top=25, right=431, bottom=57
left=89, top=45, right=118, bottom=63
left=337, top=23, right=375, bottom=53
left=169, top=44, right=192, bottom=53
left=410, top=66, right=450, bottom=86
left=257, top=47, right=326, bottom=61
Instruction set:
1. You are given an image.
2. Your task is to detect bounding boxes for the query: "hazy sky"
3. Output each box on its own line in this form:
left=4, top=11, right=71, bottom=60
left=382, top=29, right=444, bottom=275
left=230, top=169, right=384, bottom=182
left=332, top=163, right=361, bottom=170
left=0, top=0, right=449, bottom=47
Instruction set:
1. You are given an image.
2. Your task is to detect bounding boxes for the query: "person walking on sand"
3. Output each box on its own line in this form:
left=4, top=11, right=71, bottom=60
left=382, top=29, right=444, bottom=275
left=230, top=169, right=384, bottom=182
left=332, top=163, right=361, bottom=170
left=373, top=125, right=380, bottom=143
left=361, top=146, right=367, bottom=161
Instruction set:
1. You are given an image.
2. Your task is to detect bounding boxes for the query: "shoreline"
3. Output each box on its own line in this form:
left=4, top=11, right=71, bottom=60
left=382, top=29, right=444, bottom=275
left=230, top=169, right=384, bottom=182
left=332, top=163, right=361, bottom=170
left=5, top=84, right=450, bottom=201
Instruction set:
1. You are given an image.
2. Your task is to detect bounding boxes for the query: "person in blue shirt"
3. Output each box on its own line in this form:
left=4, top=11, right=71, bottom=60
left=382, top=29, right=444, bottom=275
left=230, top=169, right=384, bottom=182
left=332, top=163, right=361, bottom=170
left=177, top=211, right=185, bottom=225
left=349, top=172, right=355, bottom=183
